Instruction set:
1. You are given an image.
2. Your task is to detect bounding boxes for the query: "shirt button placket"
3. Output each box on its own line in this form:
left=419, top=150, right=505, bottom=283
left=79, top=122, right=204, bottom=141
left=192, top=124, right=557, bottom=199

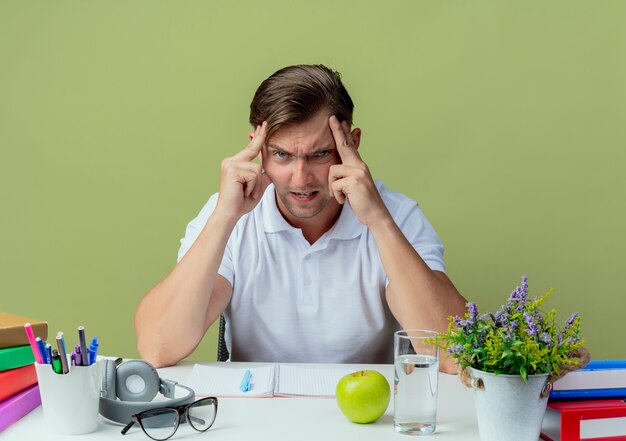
left=300, top=253, right=316, bottom=308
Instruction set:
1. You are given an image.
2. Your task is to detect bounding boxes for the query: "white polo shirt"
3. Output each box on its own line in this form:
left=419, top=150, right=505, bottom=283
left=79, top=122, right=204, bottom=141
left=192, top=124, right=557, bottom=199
left=178, top=180, right=446, bottom=363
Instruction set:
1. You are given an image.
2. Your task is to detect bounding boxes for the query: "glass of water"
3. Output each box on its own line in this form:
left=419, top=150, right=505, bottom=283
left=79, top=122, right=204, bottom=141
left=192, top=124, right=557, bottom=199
left=394, top=330, right=439, bottom=435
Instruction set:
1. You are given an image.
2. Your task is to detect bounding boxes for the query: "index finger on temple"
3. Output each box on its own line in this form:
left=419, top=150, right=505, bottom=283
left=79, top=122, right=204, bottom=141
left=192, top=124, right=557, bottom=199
left=235, top=121, right=268, bottom=161
left=329, top=115, right=359, bottom=164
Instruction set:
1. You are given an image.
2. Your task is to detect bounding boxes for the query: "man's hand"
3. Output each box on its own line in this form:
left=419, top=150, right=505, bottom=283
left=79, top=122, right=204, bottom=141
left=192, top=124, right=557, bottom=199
left=328, top=115, right=391, bottom=228
left=215, top=122, right=272, bottom=222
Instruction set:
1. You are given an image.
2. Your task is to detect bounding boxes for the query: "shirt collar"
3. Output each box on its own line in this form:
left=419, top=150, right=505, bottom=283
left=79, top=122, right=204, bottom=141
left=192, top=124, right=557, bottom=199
left=261, top=184, right=362, bottom=240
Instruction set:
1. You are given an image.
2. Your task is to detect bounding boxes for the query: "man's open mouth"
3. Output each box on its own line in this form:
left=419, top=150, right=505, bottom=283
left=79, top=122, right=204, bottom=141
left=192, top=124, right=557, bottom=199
left=291, top=191, right=318, bottom=199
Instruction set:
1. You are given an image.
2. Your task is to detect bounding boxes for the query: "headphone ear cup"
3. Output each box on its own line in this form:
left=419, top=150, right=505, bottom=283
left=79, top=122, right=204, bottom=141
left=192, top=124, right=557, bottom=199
left=102, top=359, right=117, bottom=400
left=115, top=360, right=160, bottom=402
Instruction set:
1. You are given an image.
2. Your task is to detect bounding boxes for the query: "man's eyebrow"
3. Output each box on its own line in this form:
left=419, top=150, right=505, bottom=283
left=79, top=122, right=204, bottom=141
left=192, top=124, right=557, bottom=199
left=266, top=143, right=288, bottom=152
left=266, top=143, right=335, bottom=155
left=308, top=146, right=335, bottom=155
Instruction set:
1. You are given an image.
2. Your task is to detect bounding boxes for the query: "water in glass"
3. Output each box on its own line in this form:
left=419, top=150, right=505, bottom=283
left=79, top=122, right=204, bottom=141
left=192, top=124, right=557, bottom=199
left=394, top=353, right=438, bottom=435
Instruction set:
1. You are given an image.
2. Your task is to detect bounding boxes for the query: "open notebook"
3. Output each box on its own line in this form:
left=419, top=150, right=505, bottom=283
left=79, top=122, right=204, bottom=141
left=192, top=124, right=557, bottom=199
left=186, top=364, right=359, bottom=398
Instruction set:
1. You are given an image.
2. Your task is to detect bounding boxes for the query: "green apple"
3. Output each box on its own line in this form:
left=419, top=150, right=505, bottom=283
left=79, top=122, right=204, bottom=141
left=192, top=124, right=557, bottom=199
left=336, top=370, right=391, bottom=424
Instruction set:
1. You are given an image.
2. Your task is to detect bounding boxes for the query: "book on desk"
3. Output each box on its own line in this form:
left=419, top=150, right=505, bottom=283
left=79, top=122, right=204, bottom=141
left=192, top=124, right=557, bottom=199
left=550, top=360, right=626, bottom=401
left=541, top=360, right=626, bottom=441
left=0, top=311, right=47, bottom=433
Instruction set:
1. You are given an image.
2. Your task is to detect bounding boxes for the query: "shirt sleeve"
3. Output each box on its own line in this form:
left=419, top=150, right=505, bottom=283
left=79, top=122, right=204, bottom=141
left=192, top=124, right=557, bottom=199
left=176, top=193, right=235, bottom=285
left=381, top=184, right=446, bottom=274
left=399, top=203, right=446, bottom=274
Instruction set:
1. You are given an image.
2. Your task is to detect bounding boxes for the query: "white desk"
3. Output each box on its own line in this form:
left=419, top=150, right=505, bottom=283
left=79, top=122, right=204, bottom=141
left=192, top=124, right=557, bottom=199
left=4, top=362, right=483, bottom=440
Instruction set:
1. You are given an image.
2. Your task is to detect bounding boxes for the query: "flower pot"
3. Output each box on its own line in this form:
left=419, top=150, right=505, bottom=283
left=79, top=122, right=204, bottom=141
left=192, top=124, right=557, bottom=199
left=468, top=367, right=551, bottom=441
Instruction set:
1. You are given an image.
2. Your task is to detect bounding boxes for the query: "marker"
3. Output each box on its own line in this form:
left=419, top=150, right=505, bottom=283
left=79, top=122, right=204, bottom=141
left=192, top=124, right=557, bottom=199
left=24, top=323, right=43, bottom=364
left=240, top=370, right=252, bottom=392
left=51, top=349, right=62, bottom=374
left=45, top=344, right=53, bottom=365
left=88, top=336, right=99, bottom=365
left=56, top=332, right=69, bottom=374
left=35, top=337, right=47, bottom=364
left=78, top=326, right=89, bottom=366
left=72, top=344, right=82, bottom=367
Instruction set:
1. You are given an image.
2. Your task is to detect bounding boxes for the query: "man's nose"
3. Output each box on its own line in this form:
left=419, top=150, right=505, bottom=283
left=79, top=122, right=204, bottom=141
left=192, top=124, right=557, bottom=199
left=292, top=158, right=312, bottom=186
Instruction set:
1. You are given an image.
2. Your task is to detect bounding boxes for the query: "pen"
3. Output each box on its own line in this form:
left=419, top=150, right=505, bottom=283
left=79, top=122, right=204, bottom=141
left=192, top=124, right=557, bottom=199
left=78, top=326, right=89, bottom=366
left=56, top=332, right=69, bottom=374
left=88, top=336, right=99, bottom=365
left=45, top=343, right=53, bottom=365
left=240, top=370, right=252, bottom=392
left=24, top=323, right=43, bottom=364
left=36, top=337, right=47, bottom=364
left=73, top=344, right=82, bottom=367
left=51, top=349, right=62, bottom=374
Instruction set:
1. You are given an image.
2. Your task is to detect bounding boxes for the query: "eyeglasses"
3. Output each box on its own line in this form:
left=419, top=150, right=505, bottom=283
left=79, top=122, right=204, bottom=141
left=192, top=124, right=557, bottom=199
left=121, top=397, right=218, bottom=441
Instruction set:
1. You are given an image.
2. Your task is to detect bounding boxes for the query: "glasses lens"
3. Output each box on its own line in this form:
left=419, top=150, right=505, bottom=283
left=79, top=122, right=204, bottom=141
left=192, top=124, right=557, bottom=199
left=187, top=398, right=217, bottom=432
left=138, top=408, right=178, bottom=441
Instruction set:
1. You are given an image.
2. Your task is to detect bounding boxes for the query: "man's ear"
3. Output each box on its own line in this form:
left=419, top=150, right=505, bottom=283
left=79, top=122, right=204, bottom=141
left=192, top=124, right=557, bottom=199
left=351, top=128, right=362, bottom=150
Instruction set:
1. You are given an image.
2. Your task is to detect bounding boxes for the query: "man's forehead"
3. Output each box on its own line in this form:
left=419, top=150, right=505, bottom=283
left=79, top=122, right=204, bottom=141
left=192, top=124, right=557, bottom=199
left=266, top=115, right=335, bottom=152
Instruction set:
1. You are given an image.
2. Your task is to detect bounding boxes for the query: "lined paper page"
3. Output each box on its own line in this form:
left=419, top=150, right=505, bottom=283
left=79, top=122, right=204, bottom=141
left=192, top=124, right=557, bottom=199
left=186, top=364, right=276, bottom=397
left=275, top=365, right=356, bottom=397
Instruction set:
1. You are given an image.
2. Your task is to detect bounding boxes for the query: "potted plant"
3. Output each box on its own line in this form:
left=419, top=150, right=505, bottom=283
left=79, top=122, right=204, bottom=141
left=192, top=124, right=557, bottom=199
left=434, top=276, right=589, bottom=441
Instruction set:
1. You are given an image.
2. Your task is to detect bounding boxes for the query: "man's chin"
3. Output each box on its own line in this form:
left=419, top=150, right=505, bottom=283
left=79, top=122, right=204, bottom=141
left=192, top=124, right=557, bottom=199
left=284, top=205, right=325, bottom=219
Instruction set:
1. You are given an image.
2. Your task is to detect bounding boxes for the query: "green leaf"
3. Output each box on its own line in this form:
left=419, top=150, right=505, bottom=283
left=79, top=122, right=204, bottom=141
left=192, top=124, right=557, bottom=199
left=519, top=365, right=528, bottom=381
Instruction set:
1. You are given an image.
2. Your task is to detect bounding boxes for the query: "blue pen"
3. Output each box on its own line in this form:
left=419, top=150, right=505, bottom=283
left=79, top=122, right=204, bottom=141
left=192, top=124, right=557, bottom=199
left=35, top=337, right=47, bottom=364
left=88, top=336, right=99, bottom=365
left=45, top=343, right=53, bottom=365
left=240, top=370, right=252, bottom=392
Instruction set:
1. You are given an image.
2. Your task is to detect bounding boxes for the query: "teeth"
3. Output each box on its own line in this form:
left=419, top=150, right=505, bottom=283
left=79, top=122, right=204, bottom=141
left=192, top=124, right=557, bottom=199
left=295, top=192, right=313, bottom=198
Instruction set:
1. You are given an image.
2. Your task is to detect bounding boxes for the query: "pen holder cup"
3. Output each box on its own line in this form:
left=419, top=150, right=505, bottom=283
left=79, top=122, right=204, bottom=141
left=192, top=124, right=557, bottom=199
left=34, top=359, right=104, bottom=435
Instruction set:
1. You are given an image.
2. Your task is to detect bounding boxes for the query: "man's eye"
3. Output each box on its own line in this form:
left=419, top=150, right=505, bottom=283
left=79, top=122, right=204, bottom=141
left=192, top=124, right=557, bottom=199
left=274, top=151, right=289, bottom=159
left=310, top=150, right=333, bottom=163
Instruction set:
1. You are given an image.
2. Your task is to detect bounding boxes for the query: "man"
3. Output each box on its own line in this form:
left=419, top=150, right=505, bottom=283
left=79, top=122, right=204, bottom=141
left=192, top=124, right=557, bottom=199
left=135, top=64, right=467, bottom=372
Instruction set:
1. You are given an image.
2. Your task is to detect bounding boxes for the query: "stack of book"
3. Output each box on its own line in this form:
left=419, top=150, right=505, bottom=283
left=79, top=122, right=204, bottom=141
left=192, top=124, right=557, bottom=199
left=0, top=311, right=48, bottom=432
left=541, top=360, right=626, bottom=441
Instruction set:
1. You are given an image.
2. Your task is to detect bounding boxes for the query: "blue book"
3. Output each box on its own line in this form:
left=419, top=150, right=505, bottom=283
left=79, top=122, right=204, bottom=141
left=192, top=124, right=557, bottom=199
left=550, top=360, right=626, bottom=400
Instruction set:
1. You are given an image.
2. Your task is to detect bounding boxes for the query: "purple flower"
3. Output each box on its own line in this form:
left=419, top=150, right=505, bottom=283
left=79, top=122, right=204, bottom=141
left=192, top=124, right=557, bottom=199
left=524, top=312, right=538, bottom=336
left=447, top=345, right=463, bottom=354
left=503, top=319, right=518, bottom=339
left=495, top=308, right=509, bottom=327
left=508, top=276, right=529, bottom=312
left=563, top=312, right=579, bottom=333
left=541, top=332, right=553, bottom=346
left=557, top=333, right=563, bottom=345
left=468, top=302, right=478, bottom=326
left=567, top=312, right=578, bottom=325
left=494, top=309, right=502, bottom=322
left=453, top=316, right=467, bottom=329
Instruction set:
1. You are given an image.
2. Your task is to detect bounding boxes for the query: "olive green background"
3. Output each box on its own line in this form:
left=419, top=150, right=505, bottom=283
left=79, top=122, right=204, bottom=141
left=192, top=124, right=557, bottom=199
left=1, top=1, right=624, bottom=362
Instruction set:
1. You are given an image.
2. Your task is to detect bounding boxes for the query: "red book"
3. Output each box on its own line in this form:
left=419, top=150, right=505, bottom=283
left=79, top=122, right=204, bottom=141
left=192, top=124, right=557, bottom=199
left=541, top=399, right=626, bottom=441
left=0, top=364, right=38, bottom=402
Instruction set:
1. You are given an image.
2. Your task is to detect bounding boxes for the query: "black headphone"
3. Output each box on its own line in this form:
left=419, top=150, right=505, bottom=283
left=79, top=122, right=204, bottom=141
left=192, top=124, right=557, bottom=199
left=99, top=359, right=195, bottom=424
